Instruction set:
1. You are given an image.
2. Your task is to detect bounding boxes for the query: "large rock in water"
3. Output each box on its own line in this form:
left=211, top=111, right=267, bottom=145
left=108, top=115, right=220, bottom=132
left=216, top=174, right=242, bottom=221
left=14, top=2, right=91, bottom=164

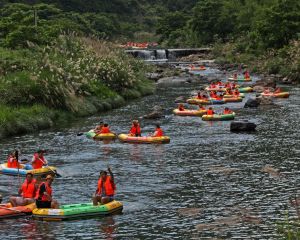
left=244, top=98, right=260, bottom=108
left=230, top=121, right=257, bottom=132
left=257, top=96, right=274, bottom=105
left=143, top=105, right=164, bottom=119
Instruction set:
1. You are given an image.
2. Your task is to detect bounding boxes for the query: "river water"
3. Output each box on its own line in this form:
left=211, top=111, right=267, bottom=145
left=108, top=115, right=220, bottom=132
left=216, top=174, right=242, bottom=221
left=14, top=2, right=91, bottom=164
left=0, top=68, right=299, bottom=239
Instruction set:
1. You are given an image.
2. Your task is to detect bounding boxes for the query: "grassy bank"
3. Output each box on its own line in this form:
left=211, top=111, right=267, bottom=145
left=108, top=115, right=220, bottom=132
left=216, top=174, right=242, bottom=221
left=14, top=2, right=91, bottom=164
left=212, top=39, right=300, bottom=83
left=0, top=35, right=154, bottom=139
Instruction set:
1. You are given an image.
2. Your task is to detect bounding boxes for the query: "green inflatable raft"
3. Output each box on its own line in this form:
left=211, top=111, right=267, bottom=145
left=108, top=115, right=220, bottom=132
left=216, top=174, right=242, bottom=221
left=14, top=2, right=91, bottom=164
left=32, top=200, right=123, bottom=221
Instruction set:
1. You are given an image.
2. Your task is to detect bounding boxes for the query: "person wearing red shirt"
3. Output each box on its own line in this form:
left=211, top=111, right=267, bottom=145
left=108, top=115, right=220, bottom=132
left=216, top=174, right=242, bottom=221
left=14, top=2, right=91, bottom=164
left=223, top=107, right=233, bottom=115
left=207, top=107, right=214, bottom=115
left=100, top=124, right=111, bottom=134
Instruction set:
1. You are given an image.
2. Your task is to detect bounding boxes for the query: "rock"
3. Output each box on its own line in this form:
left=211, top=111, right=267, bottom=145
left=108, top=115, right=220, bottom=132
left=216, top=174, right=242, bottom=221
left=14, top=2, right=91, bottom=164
left=146, top=72, right=161, bottom=81
left=156, top=77, right=191, bottom=87
left=257, top=95, right=274, bottom=105
left=253, top=86, right=265, bottom=93
left=254, top=78, right=276, bottom=88
left=230, top=121, right=257, bottom=132
left=143, top=105, right=164, bottom=119
left=175, top=96, right=186, bottom=103
left=244, top=98, right=260, bottom=108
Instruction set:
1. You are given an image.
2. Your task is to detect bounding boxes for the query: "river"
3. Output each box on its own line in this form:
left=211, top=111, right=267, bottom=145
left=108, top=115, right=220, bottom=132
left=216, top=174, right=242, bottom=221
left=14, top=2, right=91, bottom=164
left=0, top=67, right=299, bottom=239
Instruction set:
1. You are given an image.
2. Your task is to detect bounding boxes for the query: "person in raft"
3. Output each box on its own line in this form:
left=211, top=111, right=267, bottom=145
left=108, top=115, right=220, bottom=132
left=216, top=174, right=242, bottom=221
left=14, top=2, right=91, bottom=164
left=199, top=105, right=206, bottom=111
left=244, top=70, right=250, bottom=79
left=7, top=150, right=20, bottom=168
left=129, top=120, right=141, bottom=137
left=98, top=123, right=113, bottom=134
left=9, top=172, right=37, bottom=207
left=94, top=121, right=104, bottom=134
left=223, top=107, right=233, bottom=115
left=93, top=167, right=116, bottom=205
left=152, top=124, right=164, bottom=137
left=35, top=174, right=59, bottom=208
left=207, top=107, right=215, bottom=115
left=31, top=149, right=48, bottom=169
left=178, top=103, right=185, bottom=111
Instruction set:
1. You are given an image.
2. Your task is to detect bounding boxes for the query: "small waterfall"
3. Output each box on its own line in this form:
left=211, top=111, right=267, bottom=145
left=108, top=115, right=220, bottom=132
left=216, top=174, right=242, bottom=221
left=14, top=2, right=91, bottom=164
left=137, top=50, right=155, bottom=60
left=156, top=50, right=167, bottom=60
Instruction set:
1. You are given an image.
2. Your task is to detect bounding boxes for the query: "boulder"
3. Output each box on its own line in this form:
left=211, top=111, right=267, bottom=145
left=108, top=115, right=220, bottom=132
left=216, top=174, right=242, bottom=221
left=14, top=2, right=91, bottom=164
left=254, top=78, right=276, bottom=88
left=175, top=96, right=186, bottom=103
left=143, top=105, right=164, bottom=119
left=244, top=98, right=260, bottom=108
left=230, top=121, right=257, bottom=132
left=257, top=96, right=274, bottom=105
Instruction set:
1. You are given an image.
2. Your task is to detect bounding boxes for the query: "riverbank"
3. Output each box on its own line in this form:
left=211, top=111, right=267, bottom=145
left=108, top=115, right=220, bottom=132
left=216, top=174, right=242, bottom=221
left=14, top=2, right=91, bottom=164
left=212, top=40, right=300, bottom=84
left=0, top=36, right=154, bottom=139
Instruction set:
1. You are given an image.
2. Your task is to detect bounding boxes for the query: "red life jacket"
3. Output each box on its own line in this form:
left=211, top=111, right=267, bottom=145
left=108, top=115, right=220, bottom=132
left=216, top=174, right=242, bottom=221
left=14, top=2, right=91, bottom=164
left=32, top=153, right=45, bottom=169
left=35, top=182, right=52, bottom=201
left=7, top=156, right=19, bottom=168
left=100, top=127, right=111, bottom=134
left=22, top=179, right=36, bottom=198
left=130, top=125, right=141, bottom=136
left=178, top=106, right=185, bottom=111
left=207, top=109, right=214, bottom=115
left=153, top=128, right=163, bottom=137
left=97, top=176, right=115, bottom=196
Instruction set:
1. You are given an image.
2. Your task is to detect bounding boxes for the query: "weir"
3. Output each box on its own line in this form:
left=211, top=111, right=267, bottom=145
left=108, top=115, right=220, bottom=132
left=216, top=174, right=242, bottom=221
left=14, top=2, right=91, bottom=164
left=125, top=48, right=211, bottom=61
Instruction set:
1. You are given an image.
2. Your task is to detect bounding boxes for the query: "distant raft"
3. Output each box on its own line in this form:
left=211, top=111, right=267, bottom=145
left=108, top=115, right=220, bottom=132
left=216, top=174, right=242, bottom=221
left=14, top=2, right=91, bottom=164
left=0, top=203, right=36, bottom=219
left=238, top=87, right=253, bottom=93
left=189, top=66, right=206, bottom=71
left=223, top=93, right=245, bottom=98
left=118, top=134, right=170, bottom=144
left=0, top=163, right=57, bottom=177
left=228, top=77, right=251, bottom=82
left=261, top=92, right=289, bottom=98
left=85, top=130, right=117, bottom=140
left=223, top=97, right=243, bottom=103
left=187, top=98, right=225, bottom=105
left=173, top=109, right=207, bottom=116
left=202, top=112, right=236, bottom=121
left=32, top=200, right=123, bottom=221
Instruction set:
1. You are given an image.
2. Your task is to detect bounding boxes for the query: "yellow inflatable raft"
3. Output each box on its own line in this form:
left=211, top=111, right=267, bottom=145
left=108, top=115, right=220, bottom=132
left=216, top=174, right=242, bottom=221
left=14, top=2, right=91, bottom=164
left=118, top=134, right=170, bottom=144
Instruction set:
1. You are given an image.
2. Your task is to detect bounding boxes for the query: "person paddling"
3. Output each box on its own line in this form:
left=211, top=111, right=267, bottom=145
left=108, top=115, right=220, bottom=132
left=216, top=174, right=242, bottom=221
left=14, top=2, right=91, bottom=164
left=93, top=167, right=116, bottom=205
left=9, top=173, right=37, bottom=207
left=31, top=150, right=48, bottom=169
left=152, top=124, right=164, bottom=137
left=129, top=120, right=141, bottom=137
left=178, top=104, right=185, bottom=111
left=35, top=175, right=59, bottom=208
left=94, top=121, right=104, bottom=134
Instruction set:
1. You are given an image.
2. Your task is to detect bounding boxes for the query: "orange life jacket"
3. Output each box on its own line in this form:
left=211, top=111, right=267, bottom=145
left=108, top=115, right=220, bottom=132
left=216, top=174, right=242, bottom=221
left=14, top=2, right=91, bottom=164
left=130, top=125, right=141, bottom=136
left=35, top=182, right=52, bottom=201
left=207, top=109, right=214, bottom=115
left=178, top=106, right=185, bottom=111
left=7, top=156, right=19, bottom=168
left=97, top=176, right=115, bottom=196
left=153, top=128, right=163, bottom=137
left=224, top=109, right=232, bottom=114
left=32, top=153, right=46, bottom=169
left=100, top=126, right=111, bottom=134
left=22, top=179, right=36, bottom=198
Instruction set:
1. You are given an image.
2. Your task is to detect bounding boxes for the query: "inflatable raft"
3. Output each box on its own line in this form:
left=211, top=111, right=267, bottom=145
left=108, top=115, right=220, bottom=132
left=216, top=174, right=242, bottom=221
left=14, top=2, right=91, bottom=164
left=187, top=98, right=225, bottom=105
left=223, top=93, right=245, bottom=98
left=173, top=109, right=207, bottom=116
left=0, top=202, right=36, bottom=219
left=0, top=163, right=57, bottom=177
left=228, top=77, right=251, bottom=82
left=238, top=87, right=253, bottom=93
left=261, top=92, right=289, bottom=98
left=223, top=97, right=243, bottom=103
left=85, top=130, right=117, bottom=140
left=32, top=200, right=123, bottom=221
left=202, top=112, right=235, bottom=121
left=118, top=134, right=170, bottom=144
left=189, top=66, right=206, bottom=71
